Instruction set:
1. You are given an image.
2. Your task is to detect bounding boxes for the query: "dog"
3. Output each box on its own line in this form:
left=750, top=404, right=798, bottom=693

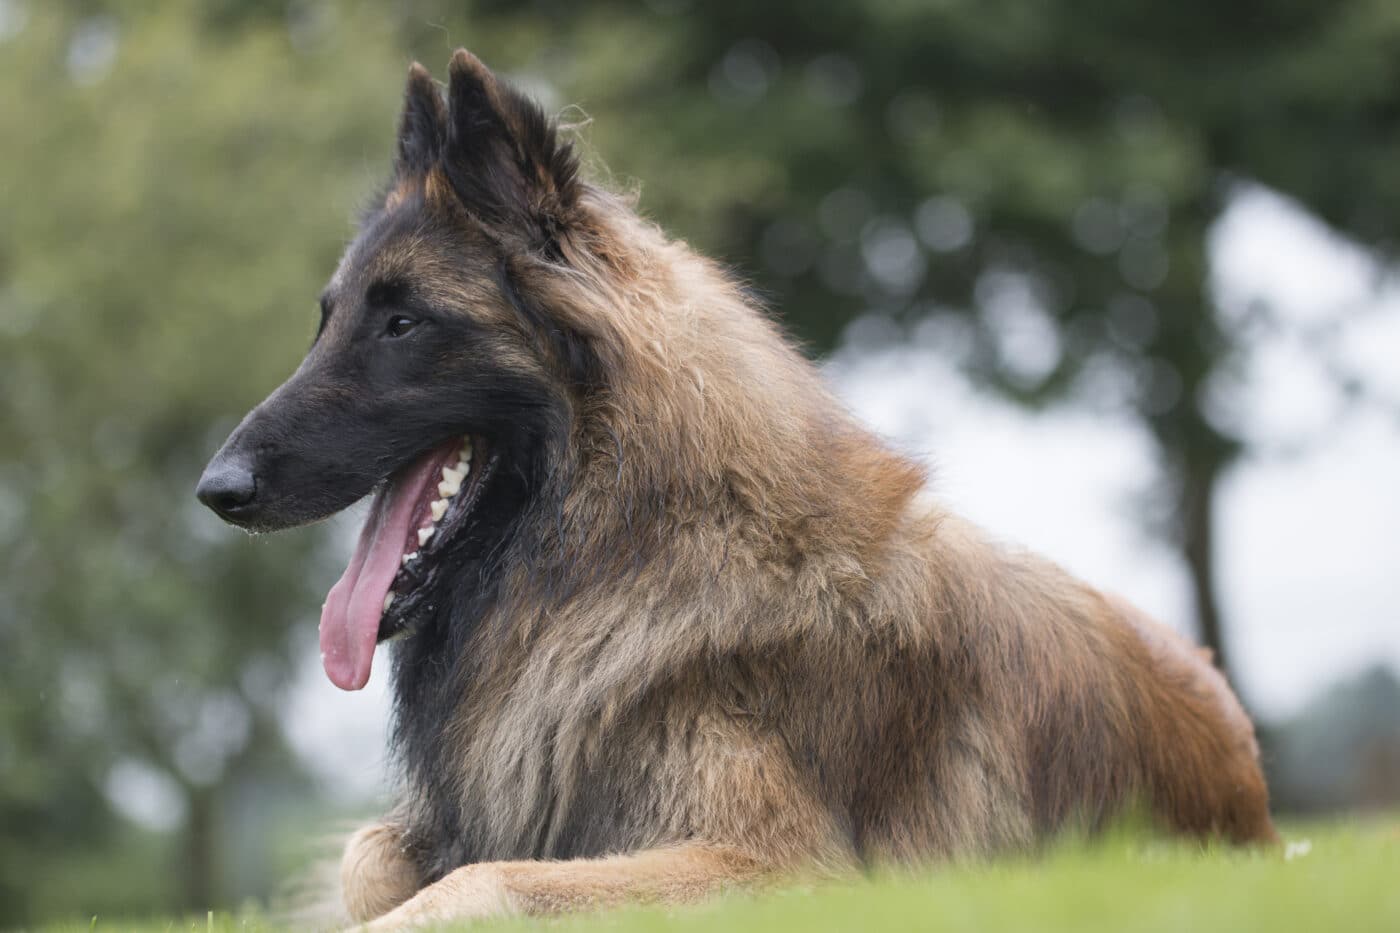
left=196, top=50, right=1276, bottom=929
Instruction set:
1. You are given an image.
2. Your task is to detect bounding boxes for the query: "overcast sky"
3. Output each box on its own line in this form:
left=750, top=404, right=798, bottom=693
left=286, top=186, right=1400, bottom=802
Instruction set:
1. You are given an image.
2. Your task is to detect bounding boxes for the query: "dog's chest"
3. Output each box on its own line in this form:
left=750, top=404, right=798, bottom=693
left=408, top=618, right=678, bottom=871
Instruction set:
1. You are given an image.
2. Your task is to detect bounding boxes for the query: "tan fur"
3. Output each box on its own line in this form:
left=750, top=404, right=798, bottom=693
left=335, top=53, right=1276, bottom=928
left=365, top=844, right=769, bottom=929
left=341, top=824, right=421, bottom=924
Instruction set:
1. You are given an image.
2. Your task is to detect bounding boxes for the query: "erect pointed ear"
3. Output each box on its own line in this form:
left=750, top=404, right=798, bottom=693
left=396, top=62, right=447, bottom=177
left=442, top=49, right=580, bottom=247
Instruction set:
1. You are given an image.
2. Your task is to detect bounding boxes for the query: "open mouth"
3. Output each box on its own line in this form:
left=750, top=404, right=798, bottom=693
left=318, top=435, right=493, bottom=691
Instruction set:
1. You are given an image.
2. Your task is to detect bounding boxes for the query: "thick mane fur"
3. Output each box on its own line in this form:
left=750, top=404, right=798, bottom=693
left=390, top=185, right=932, bottom=875
left=327, top=52, right=1275, bottom=923
left=199, top=52, right=1275, bottom=926
left=387, top=180, right=1272, bottom=886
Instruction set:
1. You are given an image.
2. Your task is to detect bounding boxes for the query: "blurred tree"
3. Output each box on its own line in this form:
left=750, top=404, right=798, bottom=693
left=3, top=0, right=1397, bottom=922
left=1267, top=666, right=1400, bottom=813
left=0, top=2, right=406, bottom=921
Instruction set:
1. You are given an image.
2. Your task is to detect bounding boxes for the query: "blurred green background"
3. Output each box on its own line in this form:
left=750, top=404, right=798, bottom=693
left=2, top=0, right=1398, bottom=925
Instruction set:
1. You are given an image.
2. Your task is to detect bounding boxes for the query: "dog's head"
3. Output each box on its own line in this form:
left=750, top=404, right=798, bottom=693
left=196, top=51, right=596, bottom=690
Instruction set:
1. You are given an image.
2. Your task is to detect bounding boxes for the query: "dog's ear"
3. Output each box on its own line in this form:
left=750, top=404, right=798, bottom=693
left=396, top=62, right=447, bottom=177
left=442, top=49, right=580, bottom=249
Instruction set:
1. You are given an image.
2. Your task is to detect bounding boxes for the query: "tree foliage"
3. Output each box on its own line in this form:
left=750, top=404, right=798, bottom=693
left=0, top=3, right=404, bottom=919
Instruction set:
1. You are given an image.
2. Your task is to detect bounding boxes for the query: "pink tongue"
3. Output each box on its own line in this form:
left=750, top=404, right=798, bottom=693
left=319, top=452, right=444, bottom=690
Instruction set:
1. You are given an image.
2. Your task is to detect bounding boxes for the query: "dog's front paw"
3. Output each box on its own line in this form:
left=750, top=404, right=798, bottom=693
left=361, top=864, right=513, bottom=930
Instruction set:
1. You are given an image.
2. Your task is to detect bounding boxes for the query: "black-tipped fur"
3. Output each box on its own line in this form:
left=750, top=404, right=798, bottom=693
left=442, top=50, right=580, bottom=253
left=396, top=63, right=447, bottom=176
left=200, top=50, right=1278, bottom=929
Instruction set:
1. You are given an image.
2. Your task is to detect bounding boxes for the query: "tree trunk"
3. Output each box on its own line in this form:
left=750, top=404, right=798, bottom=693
left=1180, top=456, right=1232, bottom=685
left=180, top=783, right=219, bottom=912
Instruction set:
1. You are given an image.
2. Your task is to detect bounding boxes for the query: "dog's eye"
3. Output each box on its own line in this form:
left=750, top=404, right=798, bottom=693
left=385, top=315, right=419, bottom=338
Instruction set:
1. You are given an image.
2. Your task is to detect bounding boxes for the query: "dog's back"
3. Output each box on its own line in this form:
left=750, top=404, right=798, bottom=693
left=764, top=507, right=1278, bottom=866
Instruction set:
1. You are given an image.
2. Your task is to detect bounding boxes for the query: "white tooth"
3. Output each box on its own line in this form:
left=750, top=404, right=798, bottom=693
left=401, top=551, right=418, bottom=566
left=443, top=465, right=465, bottom=484
left=459, top=442, right=473, bottom=462
left=438, top=476, right=460, bottom=498
left=417, top=525, right=434, bottom=546
left=430, top=499, right=447, bottom=521
left=456, top=457, right=471, bottom=474
left=383, top=593, right=394, bottom=612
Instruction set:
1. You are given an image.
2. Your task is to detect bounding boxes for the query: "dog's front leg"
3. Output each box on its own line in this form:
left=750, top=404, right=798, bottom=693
left=341, top=822, right=423, bottom=924
left=361, top=842, right=771, bottom=930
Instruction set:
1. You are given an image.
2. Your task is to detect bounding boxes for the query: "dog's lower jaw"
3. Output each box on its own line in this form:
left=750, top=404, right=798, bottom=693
left=376, top=443, right=500, bottom=645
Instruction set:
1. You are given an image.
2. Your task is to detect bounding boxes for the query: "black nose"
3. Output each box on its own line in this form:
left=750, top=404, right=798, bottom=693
left=196, top=454, right=258, bottom=521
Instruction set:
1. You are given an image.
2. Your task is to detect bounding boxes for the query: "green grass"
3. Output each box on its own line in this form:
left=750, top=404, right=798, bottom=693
left=44, top=818, right=1400, bottom=933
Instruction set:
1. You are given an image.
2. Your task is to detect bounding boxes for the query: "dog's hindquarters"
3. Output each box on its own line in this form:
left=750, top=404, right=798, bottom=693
left=1105, top=596, right=1278, bottom=845
left=920, top=519, right=1276, bottom=850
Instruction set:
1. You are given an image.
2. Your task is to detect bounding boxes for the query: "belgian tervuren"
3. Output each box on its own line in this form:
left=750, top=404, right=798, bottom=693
left=196, top=50, right=1276, bottom=929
